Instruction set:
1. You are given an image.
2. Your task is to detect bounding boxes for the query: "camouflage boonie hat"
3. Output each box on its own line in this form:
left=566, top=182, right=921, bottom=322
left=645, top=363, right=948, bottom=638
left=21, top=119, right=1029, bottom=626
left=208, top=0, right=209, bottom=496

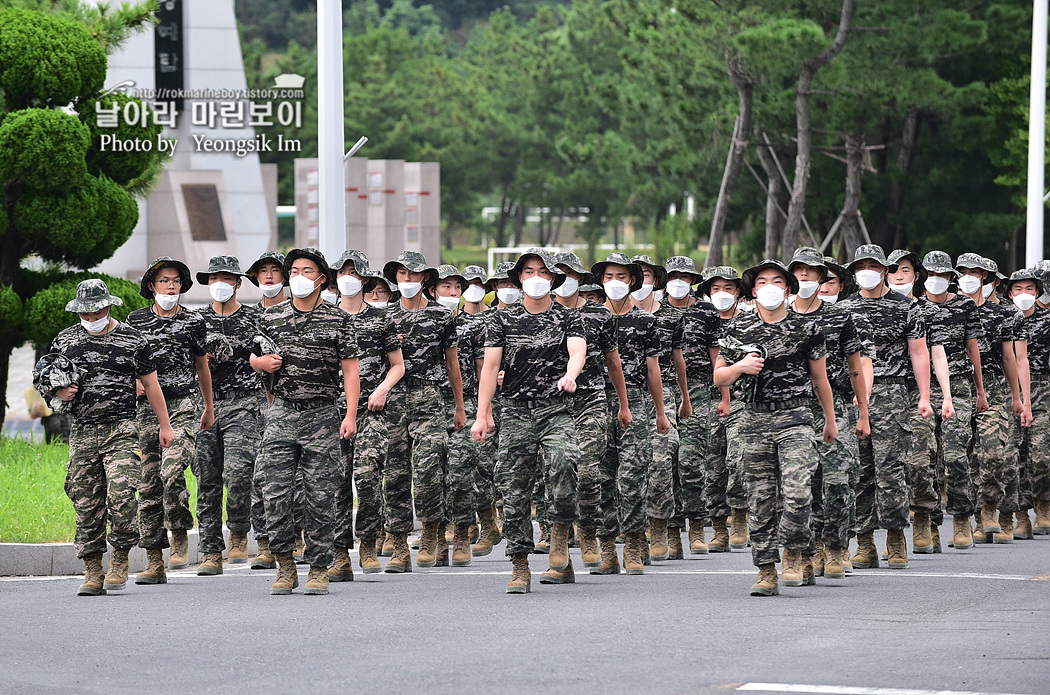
left=578, top=272, right=603, bottom=294
left=788, top=246, right=828, bottom=281
left=591, top=252, right=644, bottom=291
left=1005, top=268, right=1045, bottom=296
left=140, top=256, right=192, bottom=299
left=203, top=332, right=234, bottom=363
left=331, top=249, right=370, bottom=276
left=1030, top=259, right=1050, bottom=285
left=630, top=254, right=668, bottom=289
left=284, top=247, right=330, bottom=280
left=742, top=259, right=800, bottom=295
left=955, top=252, right=986, bottom=273
left=427, top=264, right=468, bottom=299
left=699, top=265, right=741, bottom=297
left=196, top=255, right=247, bottom=285
left=922, top=250, right=959, bottom=277
left=511, top=248, right=566, bottom=290
left=664, top=256, right=702, bottom=284
left=886, top=249, right=926, bottom=285
left=368, top=271, right=399, bottom=299
left=982, top=257, right=1005, bottom=280
left=846, top=244, right=889, bottom=271
left=66, top=278, right=124, bottom=313
left=245, top=251, right=286, bottom=287
left=485, top=261, right=516, bottom=291
left=383, top=250, right=436, bottom=285
left=33, top=353, right=83, bottom=414
left=462, top=265, right=488, bottom=283
left=554, top=252, right=587, bottom=275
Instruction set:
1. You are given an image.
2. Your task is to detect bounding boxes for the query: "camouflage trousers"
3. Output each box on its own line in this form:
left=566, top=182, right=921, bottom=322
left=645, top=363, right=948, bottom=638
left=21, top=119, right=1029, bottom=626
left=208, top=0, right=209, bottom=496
left=251, top=394, right=271, bottom=538
left=257, top=400, right=341, bottom=568
left=333, top=405, right=389, bottom=547
left=1028, top=379, right=1050, bottom=503
left=675, top=383, right=710, bottom=525
left=974, top=377, right=1020, bottom=509
left=706, top=398, right=748, bottom=519
left=384, top=382, right=448, bottom=532
left=137, top=395, right=199, bottom=549
left=809, top=393, right=858, bottom=549
left=908, top=379, right=975, bottom=518
left=599, top=386, right=652, bottom=536
left=856, top=381, right=912, bottom=533
left=447, top=395, right=480, bottom=528
left=573, top=389, right=609, bottom=530
left=475, top=397, right=501, bottom=513
left=192, top=394, right=260, bottom=554
left=496, top=398, right=579, bottom=556
left=647, top=382, right=680, bottom=521
left=67, top=419, right=141, bottom=558
left=739, top=405, right=818, bottom=567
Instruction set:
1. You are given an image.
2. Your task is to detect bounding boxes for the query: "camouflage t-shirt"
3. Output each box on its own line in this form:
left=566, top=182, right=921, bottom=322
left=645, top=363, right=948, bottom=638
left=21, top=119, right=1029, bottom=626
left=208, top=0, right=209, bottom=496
left=920, top=294, right=981, bottom=376
left=576, top=303, right=617, bottom=394
left=197, top=303, right=262, bottom=396
left=840, top=290, right=926, bottom=378
left=680, top=301, right=721, bottom=385
left=484, top=301, right=585, bottom=400
left=451, top=311, right=486, bottom=399
left=792, top=301, right=869, bottom=394
left=348, top=304, right=401, bottom=407
left=126, top=306, right=207, bottom=397
left=388, top=302, right=457, bottom=384
left=975, top=301, right=1021, bottom=378
left=610, top=307, right=660, bottom=390
left=259, top=301, right=357, bottom=402
left=1020, top=307, right=1050, bottom=378
left=722, top=311, right=826, bottom=403
left=653, top=301, right=686, bottom=385
left=47, top=322, right=156, bottom=424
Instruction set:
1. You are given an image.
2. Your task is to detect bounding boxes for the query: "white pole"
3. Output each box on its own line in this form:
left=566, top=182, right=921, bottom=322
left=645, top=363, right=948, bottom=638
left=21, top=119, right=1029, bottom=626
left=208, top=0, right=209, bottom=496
left=317, top=1, right=346, bottom=263
left=1026, top=0, right=1048, bottom=267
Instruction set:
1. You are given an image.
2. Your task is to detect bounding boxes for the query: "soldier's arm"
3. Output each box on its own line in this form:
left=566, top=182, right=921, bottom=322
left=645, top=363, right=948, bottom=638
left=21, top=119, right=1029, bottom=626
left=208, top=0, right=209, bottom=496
left=472, top=346, right=502, bottom=441
left=1002, top=340, right=1022, bottom=416
left=646, top=356, right=670, bottom=434
left=965, top=337, right=988, bottom=412
left=603, top=350, right=632, bottom=430
left=369, top=349, right=405, bottom=412
left=808, top=356, right=839, bottom=442
left=140, top=371, right=175, bottom=448
left=340, top=357, right=359, bottom=438
left=929, top=344, right=953, bottom=418
left=673, top=348, right=691, bottom=419
left=1015, top=339, right=1032, bottom=426
left=908, top=338, right=935, bottom=419
left=195, top=354, right=215, bottom=430
left=846, top=351, right=870, bottom=416
left=444, top=346, right=467, bottom=431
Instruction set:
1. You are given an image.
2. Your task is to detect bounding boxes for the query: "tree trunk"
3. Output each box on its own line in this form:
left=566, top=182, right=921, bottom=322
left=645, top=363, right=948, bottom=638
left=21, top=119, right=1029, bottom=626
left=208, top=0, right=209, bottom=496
left=705, top=55, right=754, bottom=269
left=886, top=107, right=920, bottom=250
left=513, top=203, right=526, bottom=246
left=781, top=0, right=856, bottom=261
left=756, top=143, right=783, bottom=259
left=840, top=134, right=865, bottom=257
left=494, top=194, right=511, bottom=248
left=443, top=212, right=455, bottom=251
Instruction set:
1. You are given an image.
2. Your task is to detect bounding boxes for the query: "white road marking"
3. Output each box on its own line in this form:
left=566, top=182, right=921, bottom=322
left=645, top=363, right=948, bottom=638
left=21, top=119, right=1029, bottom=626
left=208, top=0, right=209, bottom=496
left=736, top=683, right=1034, bottom=695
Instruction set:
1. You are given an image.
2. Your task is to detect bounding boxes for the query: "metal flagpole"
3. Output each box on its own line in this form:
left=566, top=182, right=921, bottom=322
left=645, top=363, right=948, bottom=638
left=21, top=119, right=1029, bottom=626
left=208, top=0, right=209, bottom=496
left=1026, top=0, right=1048, bottom=266
left=317, top=1, right=346, bottom=263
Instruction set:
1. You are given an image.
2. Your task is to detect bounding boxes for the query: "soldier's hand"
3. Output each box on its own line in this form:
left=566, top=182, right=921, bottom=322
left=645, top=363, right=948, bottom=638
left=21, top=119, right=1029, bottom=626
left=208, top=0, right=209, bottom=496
left=453, top=408, right=467, bottom=432
left=159, top=425, right=175, bottom=449
left=1012, top=398, right=1024, bottom=418
left=855, top=414, right=871, bottom=440
left=716, top=398, right=730, bottom=417
left=823, top=419, right=839, bottom=443
left=557, top=374, right=577, bottom=394
left=340, top=414, right=357, bottom=439
left=940, top=399, right=955, bottom=420
left=56, top=385, right=78, bottom=402
left=1022, top=405, right=1033, bottom=428
left=918, top=398, right=934, bottom=419
left=471, top=418, right=488, bottom=441
left=136, top=379, right=146, bottom=397
left=738, top=354, right=764, bottom=375
left=656, top=413, right=671, bottom=435
left=367, top=387, right=388, bottom=412
left=678, top=401, right=692, bottom=420
left=497, top=370, right=505, bottom=387
left=618, top=407, right=633, bottom=431
left=199, top=407, right=215, bottom=431
left=257, top=354, right=283, bottom=373
left=975, top=392, right=989, bottom=414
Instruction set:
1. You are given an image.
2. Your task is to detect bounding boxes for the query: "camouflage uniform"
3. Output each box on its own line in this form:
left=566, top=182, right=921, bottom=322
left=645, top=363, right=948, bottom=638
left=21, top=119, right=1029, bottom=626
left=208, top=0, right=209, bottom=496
left=126, top=305, right=207, bottom=549
left=256, top=295, right=357, bottom=568
left=677, top=299, right=720, bottom=524
left=41, top=300, right=156, bottom=558
left=647, top=300, right=685, bottom=521
left=443, top=310, right=486, bottom=527
left=485, top=301, right=584, bottom=555
left=704, top=313, right=748, bottom=520
left=1019, top=307, right=1050, bottom=506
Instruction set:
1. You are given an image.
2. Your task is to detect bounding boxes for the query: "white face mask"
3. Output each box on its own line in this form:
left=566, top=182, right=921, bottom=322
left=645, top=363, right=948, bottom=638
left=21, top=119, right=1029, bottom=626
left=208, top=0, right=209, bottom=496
left=552, top=276, right=579, bottom=298
left=209, top=281, right=235, bottom=304
left=289, top=275, right=319, bottom=299
left=957, top=275, right=982, bottom=295
left=666, top=279, right=691, bottom=300
left=982, top=283, right=994, bottom=299
left=854, top=269, right=884, bottom=291
left=604, top=280, right=630, bottom=302
left=521, top=276, right=552, bottom=299
left=337, top=275, right=363, bottom=297
left=738, top=301, right=754, bottom=312
left=1040, top=292, right=1050, bottom=305
left=652, top=290, right=665, bottom=303
left=496, top=287, right=521, bottom=304
left=398, top=281, right=423, bottom=299
left=797, top=280, right=820, bottom=299
left=436, top=295, right=460, bottom=310
left=462, top=284, right=487, bottom=304
left=710, top=291, right=737, bottom=312
left=260, top=283, right=284, bottom=298
left=366, top=301, right=388, bottom=310
left=81, top=315, right=110, bottom=333
left=818, top=294, right=838, bottom=305
left=1013, top=292, right=1037, bottom=311
left=924, top=276, right=950, bottom=296
left=154, top=292, right=179, bottom=311
left=889, top=282, right=914, bottom=296
left=631, top=283, right=653, bottom=301
left=755, top=284, right=786, bottom=310
left=320, top=290, right=339, bottom=305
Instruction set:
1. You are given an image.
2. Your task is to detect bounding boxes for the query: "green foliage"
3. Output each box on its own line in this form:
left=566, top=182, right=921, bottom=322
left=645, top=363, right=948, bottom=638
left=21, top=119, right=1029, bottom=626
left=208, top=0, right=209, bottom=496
left=0, top=108, right=89, bottom=190
left=76, top=92, right=163, bottom=185
left=23, top=271, right=148, bottom=348
left=0, top=284, right=23, bottom=336
left=0, top=7, right=105, bottom=108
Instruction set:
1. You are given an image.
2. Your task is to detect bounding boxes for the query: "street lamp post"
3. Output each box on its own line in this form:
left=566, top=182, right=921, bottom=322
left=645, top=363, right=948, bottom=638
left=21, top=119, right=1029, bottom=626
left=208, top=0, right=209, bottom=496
left=317, top=1, right=345, bottom=262
left=1027, top=0, right=1048, bottom=266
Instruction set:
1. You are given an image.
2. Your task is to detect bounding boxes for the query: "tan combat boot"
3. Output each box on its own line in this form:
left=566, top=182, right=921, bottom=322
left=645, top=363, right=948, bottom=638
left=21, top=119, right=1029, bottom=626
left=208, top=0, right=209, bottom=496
left=802, top=553, right=817, bottom=585
left=823, top=546, right=846, bottom=579
left=980, top=502, right=1001, bottom=534
left=749, top=563, right=779, bottom=596
left=930, top=523, right=942, bottom=552
left=293, top=529, right=307, bottom=563
left=667, top=526, right=684, bottom=560
left=304, top=566, right=330, bottom=595
left=729, top=508, right=749, bottom=549
left=384, top=532, right=413, bottom=573
left=913, top=511, right=934, bottom=554
left=416, top=522, right=441, bottom=568
left=886, top=529, right=908, bottom=569
left=78, top=553, right=106, bottom=596
left=711, top=517, right=731, bottom=553
left=104, top=548, right=130, bottom=590
left=781, top=549, right=804, bottom=586
left=993, top=511, right=1014, bottom=544
left=435, top=531, right=450, bottom=567
left=451, top=525, right=472, bottom=567
left=1014, top=509, right=1034, bottom=539
left=549, top=522, right=571, bottom=571
left=812, top=538, right=826, bottom=577
left=359, top=538, right=382, bottom=573
left=952, top=516, right=974, bottom=550
left=850, top=532, right=879, bottom=569
left=227, top=533, right=249, bottom=564
left=623, top=532, right=645, bottom=575
left=197, top=552, right=224, bottom=576
left=135, top=548, right=168, bottom=584
left=445, top=522, right=455, bottom=545
left=270, top=552, right=299, bottom=595
left=506, top=553, right=531, bottom=594
left=473, top=507, right=502, bottom=557
left=251, top=536, right=276, bottom=569
left=328, top=547, right=353, bottom=582
left=379, top=532, right=395, bottom=556
left=534, top=524, right=551, bottom=554
left=579, top=527, right=601, bottom=567
left=469, top=522, right=479, bottom=544
left=1034, top=500, right=1050, bottom=535
left=168, top=530, right=189, bottom=569
left=689, top=518, right=711, bottom=554
left=540, top=557, right=575, bottom=584
left=648, top=518, right=669, bottom=561
left=590, top=535, right=621, bottom=575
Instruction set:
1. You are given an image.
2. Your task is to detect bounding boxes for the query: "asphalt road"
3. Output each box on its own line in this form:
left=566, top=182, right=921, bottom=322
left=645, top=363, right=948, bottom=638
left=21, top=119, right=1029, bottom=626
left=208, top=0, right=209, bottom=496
left=1, top=526, right=1047, bottom=695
